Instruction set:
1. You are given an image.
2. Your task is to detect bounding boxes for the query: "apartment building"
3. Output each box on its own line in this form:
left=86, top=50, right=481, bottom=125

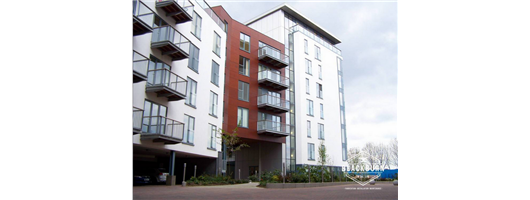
left=133, top=0, right=227, bottom=184
left=244, top=4, right=348, bottom=172
left=212, top=6, right=289, bottom=180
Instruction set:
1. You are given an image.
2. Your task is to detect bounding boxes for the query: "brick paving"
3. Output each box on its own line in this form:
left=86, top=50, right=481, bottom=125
left=133, top=182, right=398, bottom=199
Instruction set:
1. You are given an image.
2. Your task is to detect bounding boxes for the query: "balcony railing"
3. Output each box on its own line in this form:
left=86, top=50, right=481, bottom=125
left=151, top=26, right=191, bottom=61
left=133, top=51, right=149, bottom=83
left=133, top=107, right=143, bottom=134
left=258, top=46, right=289, bottom=68
left=156, top=0, right=194, bottom=24
left=141, top=116, right=184, bottom=144
left=133, top=0, right=154, bottom=36
left=258, top=70, right=289, bottom=90
left=257, top=120, right=290, bottom=137
left=257, top=94, right=290, bottom=113
left=146, top=68, right=187, bottom=101
left=290, top=24, right=342, bottom=56
left=194, top=0, right=226, bottom=32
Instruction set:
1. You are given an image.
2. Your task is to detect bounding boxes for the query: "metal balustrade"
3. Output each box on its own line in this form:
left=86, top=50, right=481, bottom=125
left=258, top=70, right=289, bottom=90
left=257, top=94, right=290, bottom=113
left=141, top=116, right=184, bottom=144
left=146, top=68, right=188, bottom=101
left=156, top=0, right=194, bottom=24
left=258, top=46, right=289, bottom=68
left=257, top=120, right=290, bottom=137
left=133, top=107, right=143, bottom=134
left=151, top=25, right=191, bottom=61
left=133, top=0, right=154, bottom=36
left=133, top=51, right=149, bottom=83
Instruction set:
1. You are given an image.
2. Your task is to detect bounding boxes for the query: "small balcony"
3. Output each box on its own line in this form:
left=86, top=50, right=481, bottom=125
left=258, top=46, right=289, bottom=68
left=258, top=70, right=289, bottom=90
left=257, top=94, right=290, bottom=113
left=133, top=107, right=143, bottom=135
left=151, top=26, right=191, bottom=61
left=133, top=0, right=154, bottom=36
left=146, top=68, right=187, bottom=101
left=257, top=120, right=290, bottom=137
left=133, top=51, right=149, bottom=83
left=141, top=116, right=184, bottom=144
left=156, top=0, right=194, bottom=24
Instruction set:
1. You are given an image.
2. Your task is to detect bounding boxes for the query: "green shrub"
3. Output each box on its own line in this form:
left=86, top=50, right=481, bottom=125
left=248, top=175, right=258, bottom=182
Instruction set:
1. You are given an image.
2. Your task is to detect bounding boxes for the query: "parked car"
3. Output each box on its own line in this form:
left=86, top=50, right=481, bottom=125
left=133, top=169, right=151, bottom=185
left=151, top=168, right=169, bottom=184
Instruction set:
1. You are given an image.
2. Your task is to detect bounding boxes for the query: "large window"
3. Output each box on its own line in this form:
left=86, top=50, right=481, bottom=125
left=213, top=31, right=221, bottom=56
left=238, top=81, right=249, bottom=101
left=208, top=124, right=217, bottom=149
left=211, top=61, right=219, bottom=86
left=239, top=56, right=249, bottom=76
left=308, top=143, right=315, bottom=160
left=189, top=44, right=200, bottom=72
left=237, top=107, right=249, bottom=128
left=304, top=39, right=308, bottom=54
left=307, top=99, right=314, bottom=116
left=183, top=115, right=195, bottom=144
left=185, top=78, right=197, bottom=107
left=191, top=11, right=202, bottom=39
left=307, top=120, right=311, bottom=138
left=317, top=83, right=323, bottom=98
left=209, top=91, right=218, bottom=117
left=305, top=78, right=310, bottom=94
left=320, top=103, right=324, bottom=119
left=305, top=59, right=312, bottom=75
left=315, top=45, right=321, bottom=60
left=240, top=33, right=250, bottom=52
left=141, top=100, right=167, bottom=133
left=318, top=123, right=324, bottom=139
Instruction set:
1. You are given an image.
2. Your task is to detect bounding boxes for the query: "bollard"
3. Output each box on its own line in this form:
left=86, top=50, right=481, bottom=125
left=283, top=163, right=285, bottom=184
left=239, top=169, right=240, bottom=180
left=194, top=165, right=197, bottom=178
left=309, top=166, right=311, bottom=183
left=182, top=163, right=187, bottom=187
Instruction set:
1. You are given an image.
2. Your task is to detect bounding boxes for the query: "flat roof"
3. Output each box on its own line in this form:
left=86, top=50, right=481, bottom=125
left=244, top=3, right=341, bottom=45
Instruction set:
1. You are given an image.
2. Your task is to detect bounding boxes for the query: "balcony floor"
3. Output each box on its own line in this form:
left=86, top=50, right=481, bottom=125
left=258, top=55, right=288, bottom=68
left=156, top=1, right=193, bottom=24
left=133, top=16, right=153, bottom=36
left=133, top=71, right=147, bottom=83
left=257, top=129, right=289, bottom=137
left=258, top=103, right=289, bottom=113
left=258, top=78, right=289, bottom=90
left=151, top=41, right=189, bottom=61
left=146, top=85, right=186, bottom=101
left=141, top=133, right=182, bottom=144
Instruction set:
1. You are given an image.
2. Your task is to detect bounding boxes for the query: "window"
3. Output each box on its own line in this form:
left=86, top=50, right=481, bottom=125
left=307, top=99, right=313, bottom=116
left=308, top=143, right=315, bottom=160
left=307, top=120, right=311, bottom=137
left=315, top=45, right=321, bottom=60
left=305, top=78, right=310, bottom=94
left=211, top=61, right=219, bottom=86
left=208, top=124, right=217, bottom=149
left=304, top=39, right=308, bottom=54
left=319, top=65, right=322, bottom=80
left=183, top=115, right=195, bottom=144
left=189, top=44, right=200, bottom=72
left=239, top=56, right=250, bottom=76
left=238, top=81, right=249, bottom=101
left=185, top=78, right=197, bottom=107
left=305, top=59, right=312, bottom=75
left=317, top=83, right=323, bottom=98
left=213, top=31, right=221, bottom=56
left=191, top=12, right=202, bottom=39
left=320, top=103, right=324, bottom=119
left=237, top=107, right=249, bottom=128
left=318, top=123, right=324, bottom=139
left=239, top=33, right=250, bottom=52
left=141, top=100, right=167, bottom=133
left=209, top=91, right=218, bottom=117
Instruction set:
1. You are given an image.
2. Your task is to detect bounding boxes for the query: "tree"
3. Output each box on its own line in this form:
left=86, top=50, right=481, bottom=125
left=217, top=126, right=249, bottom=157
left=347, top=147, right=361, bottom=171
left=374, top=143, right=388, bottom=171
left=389, top=138, right=398, bottom=168
left=362, top=143, right=377, bottom=170
left=317, top=141, right=331, bottom=183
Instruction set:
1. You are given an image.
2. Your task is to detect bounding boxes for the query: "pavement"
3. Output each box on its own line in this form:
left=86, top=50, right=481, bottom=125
left=133, top=182, right=398, bottom=199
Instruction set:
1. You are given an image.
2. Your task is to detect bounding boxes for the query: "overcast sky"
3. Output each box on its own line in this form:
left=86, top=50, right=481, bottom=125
left=208, top=0, right=397, bottom=150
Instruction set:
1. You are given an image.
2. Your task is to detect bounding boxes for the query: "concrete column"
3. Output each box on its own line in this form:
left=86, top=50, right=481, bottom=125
left=166, top=151, right=176, bottom=186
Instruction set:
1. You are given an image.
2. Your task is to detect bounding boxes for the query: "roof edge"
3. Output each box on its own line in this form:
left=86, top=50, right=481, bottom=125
left=244, top=3, right=341, bottom=44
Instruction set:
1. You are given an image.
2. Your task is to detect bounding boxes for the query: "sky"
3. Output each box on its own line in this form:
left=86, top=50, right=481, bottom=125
left=208, top=0, right=397, bottom=150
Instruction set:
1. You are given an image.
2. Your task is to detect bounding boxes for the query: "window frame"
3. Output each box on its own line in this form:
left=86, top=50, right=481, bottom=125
left=320, top=103, right=324, bottom=119
left=211, top=60, right=219, bottom=86
left=183, top=114, right=195, bottom=145
left=213, top=31, right=221, bottom=57
left=207, top=123, right=217, bottom=150
left=304, top=39, right=308, bottom=54
left=191, top=11, right=202, bottom=40
left=308, top=143, right=315, bottom=160
left=239, top=32, right=250, bottom=52
left=239, top=56, right=250, bottom=76
left=307, top=120, right=311, bottom=138
left=315, top=45, right=321, bottom=60
left=318, top=123, right=324, bottom=140
left=316, top=83, right=323, bottom=99
left=238, top=81, right=249, bottom=102
left=307, top=99, right=314, bottom=116
left=237, top=107, right=249, bottom=128
left=209, top=91, right=218, bottom=117
left=185, top=77, right=198, bottom=108
left=188, top=44, right=200, bottom=73
left=305, top=59, right=312, bottom=75
left=305, top=78, right=310, bottom=94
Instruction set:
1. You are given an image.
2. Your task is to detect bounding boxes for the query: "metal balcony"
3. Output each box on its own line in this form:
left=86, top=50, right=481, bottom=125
left=141, top=116, right=184, bottom=144
left=156, top=0, right=194, bottom=24
left=133, top=107, right=143, bottom=134
left=133, top=51, right=149, bottom=83
left=257, top=120, right=290, bottom=137
left=258, top=70, right=289, bottom=90
left=146, top=68, right=187, bottom=101
left=258, top=46, right=289, bottom=68
left=257, top=94, right=290, bottom=113
left=133, top=0, right=154, bottom=36
left=151, top=26, right=191, bottom=61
